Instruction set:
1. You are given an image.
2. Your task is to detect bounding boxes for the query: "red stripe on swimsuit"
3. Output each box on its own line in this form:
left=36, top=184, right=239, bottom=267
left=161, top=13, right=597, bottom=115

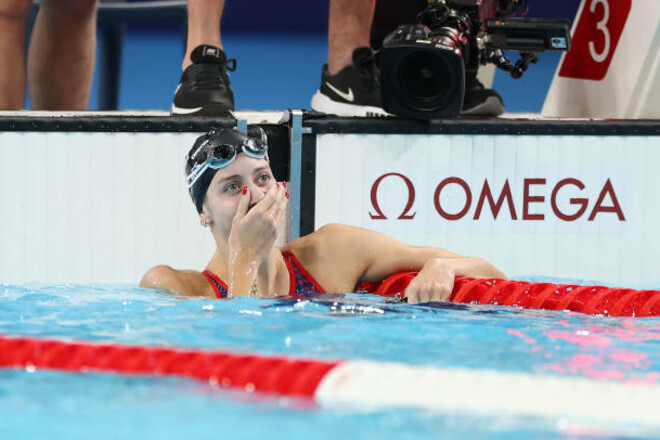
left=202, top=251, right=326, bottom=299
left=202, top=270, right=229, bottom=299
left=281, top=250, right=326, bottom=296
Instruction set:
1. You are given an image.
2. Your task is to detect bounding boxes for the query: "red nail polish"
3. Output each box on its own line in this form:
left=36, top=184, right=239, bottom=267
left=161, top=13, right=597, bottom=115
left=242, top=186, right=247, bottom=195
left=285, top=192, right=290, bottom=199
left=283, top=181, right=287, bottom=188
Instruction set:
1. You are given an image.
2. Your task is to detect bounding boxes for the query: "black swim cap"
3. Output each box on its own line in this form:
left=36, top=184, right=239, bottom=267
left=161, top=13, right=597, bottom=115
left=185, top=128, right=268, bottom=214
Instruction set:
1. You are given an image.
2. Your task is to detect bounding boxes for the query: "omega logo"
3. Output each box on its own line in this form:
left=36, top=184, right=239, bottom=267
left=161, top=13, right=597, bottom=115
left=369, top=174, right=626, bottom=222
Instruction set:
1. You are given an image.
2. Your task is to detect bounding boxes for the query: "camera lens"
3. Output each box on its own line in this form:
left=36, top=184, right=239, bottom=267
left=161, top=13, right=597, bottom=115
left=398, top=52, right=450, bottom=102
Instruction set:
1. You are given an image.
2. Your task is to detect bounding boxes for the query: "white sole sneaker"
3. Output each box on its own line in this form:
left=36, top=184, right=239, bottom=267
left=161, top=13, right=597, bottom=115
left=311, top=91, right=390, bottom=117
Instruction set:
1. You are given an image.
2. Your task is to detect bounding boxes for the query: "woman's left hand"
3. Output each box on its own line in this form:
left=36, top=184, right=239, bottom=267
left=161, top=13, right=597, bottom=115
left=404, top=258, right=455, bottom=304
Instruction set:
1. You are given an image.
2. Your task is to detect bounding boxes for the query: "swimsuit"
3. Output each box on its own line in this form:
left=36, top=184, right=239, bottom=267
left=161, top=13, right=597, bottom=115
left=202, top=250, right=326, bottom=299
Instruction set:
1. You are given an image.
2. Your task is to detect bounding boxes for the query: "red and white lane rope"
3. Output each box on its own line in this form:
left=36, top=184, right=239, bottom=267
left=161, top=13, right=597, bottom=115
left=370, top=275, right=660, bottom=317
left=1, top=335, right=659, bottom=427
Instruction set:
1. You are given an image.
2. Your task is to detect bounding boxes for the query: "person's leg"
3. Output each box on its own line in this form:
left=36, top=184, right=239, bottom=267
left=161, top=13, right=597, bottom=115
left=327, top=0, right=376, bottom=75
left=28, top=0, right=98, bottom=110
left=0, top=0, right=32, bottom=110
left=183, top=0, right=225, bottom=70
left=312, top=0, right=386, bottom=117
left=172, top=0, right=234, bottom=116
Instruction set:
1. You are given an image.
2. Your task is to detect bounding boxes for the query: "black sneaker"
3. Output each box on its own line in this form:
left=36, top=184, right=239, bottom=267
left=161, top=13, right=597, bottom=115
left=460, top=72, right=505, bottom=116
left=311, top=47, right=389, bottom=117
left=171, top=45, right=236, bottom=117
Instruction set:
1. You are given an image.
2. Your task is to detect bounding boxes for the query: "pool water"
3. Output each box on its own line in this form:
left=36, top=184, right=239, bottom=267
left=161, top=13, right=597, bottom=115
left=1, top=280, right=659, bottom=439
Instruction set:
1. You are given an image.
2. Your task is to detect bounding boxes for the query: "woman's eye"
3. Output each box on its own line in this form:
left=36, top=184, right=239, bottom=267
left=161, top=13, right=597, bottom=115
left=257, top=174, right=270, bottom=184
left=223, top=183, right=240, bottom=193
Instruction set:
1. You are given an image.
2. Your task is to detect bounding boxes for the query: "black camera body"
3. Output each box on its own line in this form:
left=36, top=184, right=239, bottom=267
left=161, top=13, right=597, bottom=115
left=380, top=0, right=571, bottom=119
left=381, top=24, right=467, bottom=119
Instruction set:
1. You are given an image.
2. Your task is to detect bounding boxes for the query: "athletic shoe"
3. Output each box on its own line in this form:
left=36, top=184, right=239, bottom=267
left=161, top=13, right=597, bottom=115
left=460, top=72, right=505, bottom=116
left=311, top=47, right=389, bottom=117
left=171, top=45, right=235, bottom=117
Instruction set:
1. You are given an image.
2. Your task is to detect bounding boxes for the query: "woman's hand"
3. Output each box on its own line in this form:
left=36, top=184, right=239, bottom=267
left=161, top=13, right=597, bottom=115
left=404, top=258, right=456, bottom=304
left=229, top=182, right=288, bottom=263
left=226, top=182, right=288, bottom=298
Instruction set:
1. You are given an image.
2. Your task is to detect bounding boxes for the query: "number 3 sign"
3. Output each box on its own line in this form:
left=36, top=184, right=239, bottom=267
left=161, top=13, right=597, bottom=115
left=559, top=0, right=632, bottom=80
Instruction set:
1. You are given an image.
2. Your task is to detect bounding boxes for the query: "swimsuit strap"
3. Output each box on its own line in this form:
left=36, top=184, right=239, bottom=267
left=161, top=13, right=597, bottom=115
left=202, top=251, right=325, bottom=299
left=281, top=250, right=326, bottom=296
left=202, top=270, right=228, bottom=299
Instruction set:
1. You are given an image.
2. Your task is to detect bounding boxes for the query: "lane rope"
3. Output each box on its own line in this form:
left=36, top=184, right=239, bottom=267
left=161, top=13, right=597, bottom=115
left=1, top=335, right=659, bottom=427
left=369, top=275, right=660, bottom=317
left=0, top=335, right=336, bottom=397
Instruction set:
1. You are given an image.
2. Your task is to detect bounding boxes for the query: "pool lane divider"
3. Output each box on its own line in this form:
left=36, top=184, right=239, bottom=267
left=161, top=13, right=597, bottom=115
left=1, top=334, right=659, bottom=427
left=0, top=335, right=336, bottom=397
left=369, top=275, right=660, bottom=317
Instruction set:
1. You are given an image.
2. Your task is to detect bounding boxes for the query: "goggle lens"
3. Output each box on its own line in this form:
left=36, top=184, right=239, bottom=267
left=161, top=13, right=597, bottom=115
left=243, top=138, right=267, bottom=157
left=211, top=144, right=237, bottom=161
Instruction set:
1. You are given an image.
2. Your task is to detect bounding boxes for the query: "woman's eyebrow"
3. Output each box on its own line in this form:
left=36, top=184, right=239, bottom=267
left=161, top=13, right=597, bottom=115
left=216, top=167, right=270, bottom=186
left=217, top=174, right=242, bottom=184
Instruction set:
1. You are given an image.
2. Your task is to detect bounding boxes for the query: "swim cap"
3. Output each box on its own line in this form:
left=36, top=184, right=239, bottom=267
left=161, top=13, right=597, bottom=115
left=185, top=128, right=268, bottom=213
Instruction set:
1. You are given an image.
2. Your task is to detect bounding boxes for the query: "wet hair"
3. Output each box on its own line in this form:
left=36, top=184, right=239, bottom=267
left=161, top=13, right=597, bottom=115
left=185, top=128, right=268, bottom=213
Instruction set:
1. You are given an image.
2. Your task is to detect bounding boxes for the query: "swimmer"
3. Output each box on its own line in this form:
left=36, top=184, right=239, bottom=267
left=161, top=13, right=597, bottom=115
left=140, top=128, right=506, bottom=303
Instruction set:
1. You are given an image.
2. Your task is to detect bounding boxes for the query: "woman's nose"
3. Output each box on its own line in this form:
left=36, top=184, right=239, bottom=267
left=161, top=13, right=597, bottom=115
left=247, top=181, right=267, bottom=204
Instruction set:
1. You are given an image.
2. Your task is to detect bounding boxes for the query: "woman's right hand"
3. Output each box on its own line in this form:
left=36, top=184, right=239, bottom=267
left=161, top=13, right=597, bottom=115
left=228, top=182, right=288, bottom=263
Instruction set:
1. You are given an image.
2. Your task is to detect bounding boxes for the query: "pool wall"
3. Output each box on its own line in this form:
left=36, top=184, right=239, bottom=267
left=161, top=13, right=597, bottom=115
left=310, top=126, right=657, bottom=286
left=0, top=113, right=658, bottom=286
left=296, top=115, right=660, bottom=287
left=0, top=114, right=290, bottom=284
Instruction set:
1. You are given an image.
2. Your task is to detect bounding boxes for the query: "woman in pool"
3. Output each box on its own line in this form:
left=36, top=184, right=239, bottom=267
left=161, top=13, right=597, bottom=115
left=140, top=128, right=506, bottom=303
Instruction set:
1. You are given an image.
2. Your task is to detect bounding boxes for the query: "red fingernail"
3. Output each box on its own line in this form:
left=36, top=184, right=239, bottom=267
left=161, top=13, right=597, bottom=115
left=285, top=192, right=290, bottom=199
left=283, top=182, right=287, bottom=188
left=242, top=186, right=247, bottom=195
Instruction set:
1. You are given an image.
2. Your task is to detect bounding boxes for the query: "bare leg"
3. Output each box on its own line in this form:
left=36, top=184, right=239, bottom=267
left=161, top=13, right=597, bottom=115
left=184, top=0, right=225, bottom=70
left=0, top=0, right=32, bottom=109
left=327, top=0, right=376, bottom=75
left=28, top=0, right=97, bottom=110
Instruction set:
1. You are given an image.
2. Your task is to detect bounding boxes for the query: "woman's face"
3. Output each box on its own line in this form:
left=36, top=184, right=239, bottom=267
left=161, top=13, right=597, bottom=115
left=201, top=154, right=276, bottom=237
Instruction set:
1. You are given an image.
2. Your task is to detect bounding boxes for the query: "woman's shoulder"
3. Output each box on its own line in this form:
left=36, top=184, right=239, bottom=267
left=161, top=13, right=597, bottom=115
left=302, top=223, right=365, bottom=241
left=286, top=223, right=350, bottom=251
left=285, top=223, right=374, bottom=264
left=284, top=223, right=372, bottom=292
left=139, top=265, right=215, bottom=298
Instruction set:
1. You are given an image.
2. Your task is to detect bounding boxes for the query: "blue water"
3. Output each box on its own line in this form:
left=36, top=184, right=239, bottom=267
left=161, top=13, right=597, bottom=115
left=0, top=280, right=659, bottom=439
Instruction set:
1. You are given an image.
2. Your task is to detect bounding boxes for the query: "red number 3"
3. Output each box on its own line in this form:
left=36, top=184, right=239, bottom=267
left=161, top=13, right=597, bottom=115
left=588, top=0, right=610, bottom=63
left=559, top=0, right=631, bottom=81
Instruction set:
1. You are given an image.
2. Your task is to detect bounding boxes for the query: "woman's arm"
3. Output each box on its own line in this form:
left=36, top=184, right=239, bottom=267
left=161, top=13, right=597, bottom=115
left=402, top=257, right=506, bottom=303
left=140, top=265, right=213, bottom=298
left=317, top=223, right=506, bottom=303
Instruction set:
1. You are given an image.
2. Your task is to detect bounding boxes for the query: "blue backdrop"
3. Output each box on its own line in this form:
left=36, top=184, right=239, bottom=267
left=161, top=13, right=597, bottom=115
left=91, top=0, right=581, bottom=113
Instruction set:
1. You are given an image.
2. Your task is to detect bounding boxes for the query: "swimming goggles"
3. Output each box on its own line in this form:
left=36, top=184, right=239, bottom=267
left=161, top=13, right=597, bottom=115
left=186, top=137, right=268, bottom=188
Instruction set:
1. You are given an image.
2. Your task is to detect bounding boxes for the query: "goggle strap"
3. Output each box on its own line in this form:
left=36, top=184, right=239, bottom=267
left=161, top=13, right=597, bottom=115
left=187, top=162, right=209, bottom=188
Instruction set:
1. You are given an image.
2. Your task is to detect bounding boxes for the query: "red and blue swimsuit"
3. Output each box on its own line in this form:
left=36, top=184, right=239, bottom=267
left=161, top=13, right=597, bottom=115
left=202, top=251, right=326, bottom=299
